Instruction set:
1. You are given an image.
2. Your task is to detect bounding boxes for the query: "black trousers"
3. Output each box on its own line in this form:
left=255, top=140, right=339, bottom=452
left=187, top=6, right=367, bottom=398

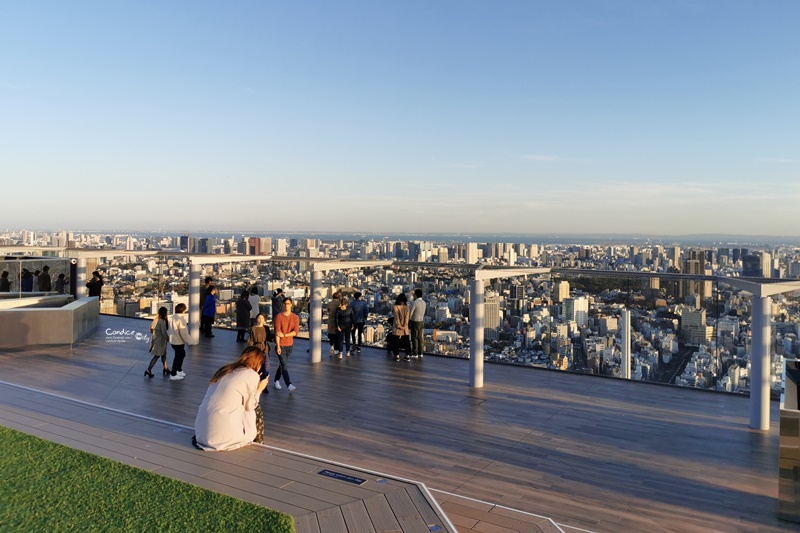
left=171, top=344, right=186, bottom=375
left=351, top=322, right=365, bottom=347
left=389, top=334, right=410, bottom=356
left=202, top=316, right=214, bottom=337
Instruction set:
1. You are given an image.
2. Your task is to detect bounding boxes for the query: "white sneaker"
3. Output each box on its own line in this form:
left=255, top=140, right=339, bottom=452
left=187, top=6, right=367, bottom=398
left=169, top=374, right=184, bottom=381
left=346, top=351, right=351, bottom=357
left=274, top=381, right=282, bottom=390
left=287, top=384, right=296, bottom=393
left=329, top=347, right=334, bottom=355
left=178, top=371, right=186, bottom=377
left=338, top=353, right=342, bottom=360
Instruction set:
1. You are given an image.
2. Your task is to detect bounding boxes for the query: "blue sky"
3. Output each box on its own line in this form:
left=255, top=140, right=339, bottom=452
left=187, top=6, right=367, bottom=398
left=1, top=1, right=798, bottom=235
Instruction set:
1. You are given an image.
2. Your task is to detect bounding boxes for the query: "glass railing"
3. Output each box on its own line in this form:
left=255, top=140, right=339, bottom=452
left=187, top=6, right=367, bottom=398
left=0, top=255, right=73, bottom=299
left=3, top=244, right=798, bottom=398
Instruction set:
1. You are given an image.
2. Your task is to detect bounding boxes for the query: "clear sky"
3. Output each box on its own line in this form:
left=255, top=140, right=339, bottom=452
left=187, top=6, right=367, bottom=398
left=1, top=1, right=798, bottom=235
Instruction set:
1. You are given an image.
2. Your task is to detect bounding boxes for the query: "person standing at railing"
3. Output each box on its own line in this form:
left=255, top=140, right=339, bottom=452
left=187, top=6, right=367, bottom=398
left=391, top=293, right=411, bottom=361
left=235, top=290, right=252, bottom=342
left=326, top=291, right=341, bottom=356
left=54, top=273, right=68, bottom=294
left=198, top=276, right=213, bottom=334
left=32, top=270, right=40, bottom=292
left=271, top=288, right=284, bottom=323
left=350, top=291, right=368, bottom=354
left=335, top=297, right=354, bottom=358
left=168, top=303, right=193, bottom=381
left=20, top=269, right=33, bottom=292
left=202, top=286, right=217, bottom=338
left=248, top=286, right=261, bottom=327
left=0, top=271, right=10, bottom=292
left=273, top=297, right=299, bottom=392
left=409, top=289, right=426, bottom=358
left=38, top=266, right=52, bottom=292
left=86, top=271, right=103, bottom=297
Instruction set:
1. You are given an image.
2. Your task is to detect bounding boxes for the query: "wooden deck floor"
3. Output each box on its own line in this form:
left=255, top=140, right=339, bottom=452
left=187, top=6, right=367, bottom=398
left=0, top=315, right=788, bottom=533
left=0, top=382, right=455, bottom=533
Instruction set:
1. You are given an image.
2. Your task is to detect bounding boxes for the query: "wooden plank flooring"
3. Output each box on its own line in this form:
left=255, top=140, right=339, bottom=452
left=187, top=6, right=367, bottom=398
left=0, top=382, right=454, bottom=533
left=0, top=315, right=789, bottom=533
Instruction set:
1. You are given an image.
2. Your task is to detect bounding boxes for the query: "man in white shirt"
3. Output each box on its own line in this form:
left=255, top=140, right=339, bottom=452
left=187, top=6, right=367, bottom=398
left=409, top=289, right=426, bottom=358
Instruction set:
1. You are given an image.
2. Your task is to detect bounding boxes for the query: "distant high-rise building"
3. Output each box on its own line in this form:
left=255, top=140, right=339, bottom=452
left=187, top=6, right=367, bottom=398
left=554, top=280, right=570, bottom=303
left=275, top=239, right=287, bottom=256
left=484, top=295, right=501, bottom=331
left=248, top=237, right=260, bottom=256
left=668, top=246, right=681, bottom=265
left=563, top=297, right=588, bottom=327
left=466, top=243, right=479, bottom=264
left=742, top=252, right=771, bottom=278
left=179, top=235, right=194, bottom=252
left=261, top=237, right=273, bottom=255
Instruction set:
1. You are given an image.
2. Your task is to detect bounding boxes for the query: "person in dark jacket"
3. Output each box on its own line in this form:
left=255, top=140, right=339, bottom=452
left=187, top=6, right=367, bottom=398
left=55, top=273, right=68, bottom=294
left=350, top=291, right=368, bottom=353
left=235, top=290, right=252, bottom=342
left=20, top=269, right=33, bottom=292
left=86, top=271, right=103, bottom=297
left=247, top=313, right=272, bottom=395
left=334, top=297, right=354, bottom=358
left=38, top=265, right=52, bottom=292
left=199, top=277, right=213, bottom=333
left=202, top=286, right=217, bottom=338
left=0, top=271, right=11, bottom=292
left=271, top=289, right=284, bottom=322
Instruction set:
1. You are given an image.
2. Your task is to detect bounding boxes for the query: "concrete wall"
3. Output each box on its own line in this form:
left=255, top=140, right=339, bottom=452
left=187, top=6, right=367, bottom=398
left=0, top=297, right=99, bottom=349
left=780, top=359, right=800, bottom=523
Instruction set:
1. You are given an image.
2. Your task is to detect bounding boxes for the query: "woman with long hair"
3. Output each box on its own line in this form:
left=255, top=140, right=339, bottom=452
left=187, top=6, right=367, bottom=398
left=247, top=313, right=272, bottom=394
left=193, top=346, right=269, bottom=451
left=144, top=307, right=170, bottom=377
left=391, top=293, right=411, bottom=361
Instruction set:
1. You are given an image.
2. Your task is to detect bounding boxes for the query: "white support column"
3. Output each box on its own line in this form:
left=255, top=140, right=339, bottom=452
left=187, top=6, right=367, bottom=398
left=309, top=269, right=323, bottom=363
left=469, top=278, right=485, bottom=388
left=621, top=309, right=631, bottom=380
left=750, top=295, right=771, bottom=431
left=189, top=261, right=202, bottom=344
left=75, top=258, right=87, bottom=299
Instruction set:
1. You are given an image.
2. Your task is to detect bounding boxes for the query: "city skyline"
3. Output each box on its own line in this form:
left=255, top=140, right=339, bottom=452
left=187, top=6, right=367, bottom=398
left=2, top=2, right=798, bottom=234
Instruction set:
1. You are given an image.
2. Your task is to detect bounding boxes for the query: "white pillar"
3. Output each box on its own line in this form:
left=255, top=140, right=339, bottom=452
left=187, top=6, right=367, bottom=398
left=469, top=278, right=485, bottom=388
left=621, top=309, right=631, bottom=380
left=750, top=295, right=771, bottom=431
left=189, top=261, right=201, bottom=344
left=309, top=269, right=323, bottom=363
left=76, top=258, right=87, bottom=299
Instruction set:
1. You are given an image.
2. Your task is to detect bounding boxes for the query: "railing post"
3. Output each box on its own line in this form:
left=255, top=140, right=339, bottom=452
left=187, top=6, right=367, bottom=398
left=310, top=269, right=323, bottom=363
left=189, top=261, right=201, bottom=344
left=621, top=309, right=631, bottom=379
left=75, top=257, right=87, bottom=299
left=750, top=295, right=771, bottom=430
left=469, top=277, right=485, bottom=388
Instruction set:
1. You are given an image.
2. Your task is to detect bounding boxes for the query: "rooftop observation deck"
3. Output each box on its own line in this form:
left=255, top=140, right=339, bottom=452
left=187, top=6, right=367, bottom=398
left=0, top=315, right=787, bottom=533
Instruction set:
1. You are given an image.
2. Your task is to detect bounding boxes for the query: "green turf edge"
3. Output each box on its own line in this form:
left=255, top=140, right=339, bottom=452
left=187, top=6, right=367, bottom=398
left=0, top=425, right=295, bottom=533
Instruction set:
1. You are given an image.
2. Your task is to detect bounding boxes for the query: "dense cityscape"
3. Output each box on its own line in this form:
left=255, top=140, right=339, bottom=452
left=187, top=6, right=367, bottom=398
left=3, top=228, right=799, bottom=398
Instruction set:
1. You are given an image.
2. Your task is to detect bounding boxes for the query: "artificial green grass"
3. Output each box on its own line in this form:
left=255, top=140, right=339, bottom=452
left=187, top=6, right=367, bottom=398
left=0, top=425, right=294, bottom=532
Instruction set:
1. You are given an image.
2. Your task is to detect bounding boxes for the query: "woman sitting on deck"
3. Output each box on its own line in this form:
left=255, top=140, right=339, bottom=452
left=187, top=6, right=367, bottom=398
left=193, top=346, right=268, bottom=451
